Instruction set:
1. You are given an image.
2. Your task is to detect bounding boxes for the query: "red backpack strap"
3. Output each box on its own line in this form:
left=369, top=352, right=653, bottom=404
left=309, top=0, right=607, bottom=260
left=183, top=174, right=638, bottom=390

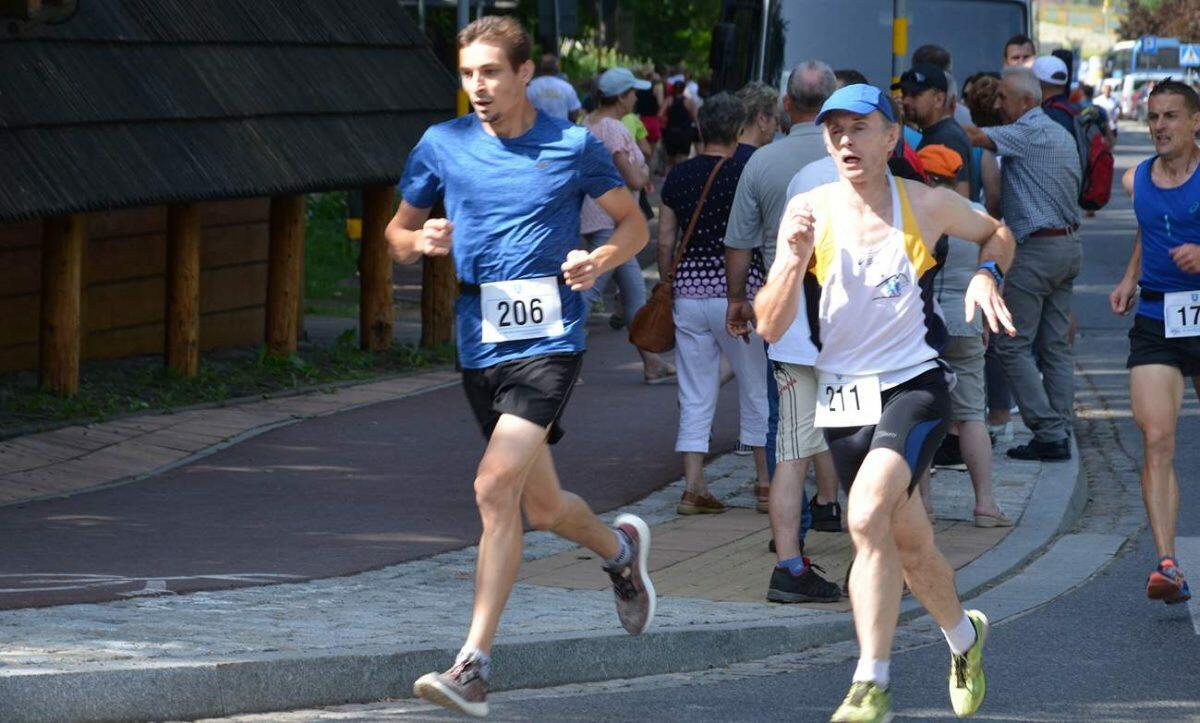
left=1044, top=98, right=1079, bottom=117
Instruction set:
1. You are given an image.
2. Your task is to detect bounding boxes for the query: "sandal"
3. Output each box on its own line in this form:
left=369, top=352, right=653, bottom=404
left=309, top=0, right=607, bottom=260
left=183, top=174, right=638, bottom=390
left=676, top=490, right=727, bottom=515
left=974, top=509, right=1014, bottom=528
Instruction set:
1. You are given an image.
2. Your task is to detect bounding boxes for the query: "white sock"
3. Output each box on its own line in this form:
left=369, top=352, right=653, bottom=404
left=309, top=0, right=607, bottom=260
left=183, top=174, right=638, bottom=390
left=852, top=658, right=890, bottom=689
left=942, top=613, right=977, bottom=655
left=456, top=645, right=491, bottom=679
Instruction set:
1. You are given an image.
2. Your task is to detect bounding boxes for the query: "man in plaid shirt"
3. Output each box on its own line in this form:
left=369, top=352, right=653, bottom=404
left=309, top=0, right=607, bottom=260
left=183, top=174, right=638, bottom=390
left=966, top=64, right=1082, bottom=462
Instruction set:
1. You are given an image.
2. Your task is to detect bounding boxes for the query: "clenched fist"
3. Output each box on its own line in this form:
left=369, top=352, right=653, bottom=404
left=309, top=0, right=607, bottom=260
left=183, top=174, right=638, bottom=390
left=779, top=199, right=816, bottom=259
left=419, top=218, right=454, bottom=257
left=561, top=249, right=598, bottom=291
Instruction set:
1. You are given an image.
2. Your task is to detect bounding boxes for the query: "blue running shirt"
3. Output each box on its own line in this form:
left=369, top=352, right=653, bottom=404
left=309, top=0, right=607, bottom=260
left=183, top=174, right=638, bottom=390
left=399, top=112, right=625, bottom=369
left=1134, top=156, right=1200, bottom=320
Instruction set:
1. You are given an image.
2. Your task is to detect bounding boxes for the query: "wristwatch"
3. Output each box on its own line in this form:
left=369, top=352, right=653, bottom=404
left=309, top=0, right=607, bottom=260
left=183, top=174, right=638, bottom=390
left=978, top=260, right=1004, bottom=285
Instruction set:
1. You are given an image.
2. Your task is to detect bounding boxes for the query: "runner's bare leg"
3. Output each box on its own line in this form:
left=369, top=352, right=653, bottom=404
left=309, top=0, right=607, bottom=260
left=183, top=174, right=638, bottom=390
left=464, top=414, right=618, bottom=654
left=1131, top=364, right=1185, bottom=558
left=845, top=449, right=908, bottom=661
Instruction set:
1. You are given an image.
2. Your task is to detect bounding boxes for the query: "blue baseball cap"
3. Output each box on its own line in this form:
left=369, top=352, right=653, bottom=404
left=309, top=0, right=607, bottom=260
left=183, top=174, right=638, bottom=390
left=814, top=84, right=896, bottom=125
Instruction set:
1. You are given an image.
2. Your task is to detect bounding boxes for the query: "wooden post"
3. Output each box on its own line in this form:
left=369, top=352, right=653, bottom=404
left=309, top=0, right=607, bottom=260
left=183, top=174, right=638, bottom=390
left=265, top=194, right=306, bottom=357
left=359, top=184, right=395, bottom=351
left=165, top=204, right=201, bottom=377
left=39, top=213, right=86, bottom=394
left=421, top=254, right=456, bottom=349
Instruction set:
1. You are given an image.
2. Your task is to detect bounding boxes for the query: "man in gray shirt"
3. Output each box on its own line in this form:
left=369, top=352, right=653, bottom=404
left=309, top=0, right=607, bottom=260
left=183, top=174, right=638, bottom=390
left=724, top=61, right=842, bottom=604
left=967, top=65, right=1082, bottom=462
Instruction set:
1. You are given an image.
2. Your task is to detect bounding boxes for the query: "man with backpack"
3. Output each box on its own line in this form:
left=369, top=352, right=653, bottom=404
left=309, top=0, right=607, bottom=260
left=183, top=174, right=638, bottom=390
left=1032, top=56, right=1115, bottom=214
left=964, top=66, right=1082, bottom=462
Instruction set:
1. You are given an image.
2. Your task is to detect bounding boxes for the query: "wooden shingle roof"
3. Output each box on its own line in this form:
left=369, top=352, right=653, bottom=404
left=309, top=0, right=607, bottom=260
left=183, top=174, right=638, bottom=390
left=0, top=0, right=456, bottom=222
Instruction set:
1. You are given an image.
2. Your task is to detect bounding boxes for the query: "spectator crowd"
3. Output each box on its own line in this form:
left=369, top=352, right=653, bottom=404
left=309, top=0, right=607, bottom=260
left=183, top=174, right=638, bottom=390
left=527, top=32, right=1096, bottom=602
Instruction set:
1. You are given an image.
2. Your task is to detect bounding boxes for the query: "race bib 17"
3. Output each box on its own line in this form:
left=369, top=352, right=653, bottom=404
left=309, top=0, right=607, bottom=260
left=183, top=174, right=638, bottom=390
left=814, top=373, right=883, bottom=428
left=1164, top=290, right=1200, bottom=339
left=480, top=276, right=565, bottom=344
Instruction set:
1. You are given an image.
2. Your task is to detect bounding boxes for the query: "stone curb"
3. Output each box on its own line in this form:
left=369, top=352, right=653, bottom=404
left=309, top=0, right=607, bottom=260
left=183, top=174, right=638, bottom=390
left=0, top=440, right=1085, bottom=723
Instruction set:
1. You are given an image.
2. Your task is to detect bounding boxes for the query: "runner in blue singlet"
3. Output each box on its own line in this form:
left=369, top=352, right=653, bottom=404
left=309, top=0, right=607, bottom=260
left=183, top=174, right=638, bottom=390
left=1110, top=79, right=1200, bottom=606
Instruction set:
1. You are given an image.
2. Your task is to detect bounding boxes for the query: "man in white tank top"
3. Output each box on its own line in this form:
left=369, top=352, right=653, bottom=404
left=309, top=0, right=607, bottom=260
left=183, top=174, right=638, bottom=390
left=756, top=85, right=1017, bottom=723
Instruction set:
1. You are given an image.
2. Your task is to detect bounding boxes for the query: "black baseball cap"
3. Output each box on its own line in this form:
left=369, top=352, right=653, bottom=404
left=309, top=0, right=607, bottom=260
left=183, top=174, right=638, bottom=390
left=891, top=63, right=949, bottom=94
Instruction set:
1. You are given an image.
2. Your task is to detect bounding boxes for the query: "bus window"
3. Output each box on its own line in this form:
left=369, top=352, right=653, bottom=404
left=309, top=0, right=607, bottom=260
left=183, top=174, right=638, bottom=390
left=907, top=0, right=1028, bottom=82
left=763, top=0, right=893, bottom=89
left=1137, top=46, right=1181, bottom=71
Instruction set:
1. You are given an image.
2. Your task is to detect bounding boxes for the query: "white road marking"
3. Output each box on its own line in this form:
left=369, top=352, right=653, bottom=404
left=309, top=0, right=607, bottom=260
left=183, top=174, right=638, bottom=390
left=1175, top=536, right=1200, bottom=635
left=0, top=572, right=304, bottom=594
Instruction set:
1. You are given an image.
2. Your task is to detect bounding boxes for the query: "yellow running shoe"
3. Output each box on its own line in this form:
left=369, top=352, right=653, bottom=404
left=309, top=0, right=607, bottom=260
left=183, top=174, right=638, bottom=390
left=949, top=609, right=989, bottom=717
left=830, top=681, right=893, bottom=723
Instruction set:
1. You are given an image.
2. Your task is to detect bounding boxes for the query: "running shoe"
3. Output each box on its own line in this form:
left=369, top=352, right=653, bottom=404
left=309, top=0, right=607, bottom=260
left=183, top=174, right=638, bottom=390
left=767, top=560, right=842, bottom=603
left=1147, top=557, right=1192, bottom=604
left=734, top=442, right=753, bottom=456
left=830, top=681, right=893, bottom=722
left=413, top=655, right=489, bottom=718
left=605, top=514, right=657, bottom=634
left=810, top=493, right=843, bottom=532
left=948, top=609, right=989, bottom=718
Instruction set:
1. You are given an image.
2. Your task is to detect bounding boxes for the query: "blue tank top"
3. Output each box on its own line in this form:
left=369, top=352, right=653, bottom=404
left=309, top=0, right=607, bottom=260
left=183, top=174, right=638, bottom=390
left=1134, top=156, right=1200, bottom=320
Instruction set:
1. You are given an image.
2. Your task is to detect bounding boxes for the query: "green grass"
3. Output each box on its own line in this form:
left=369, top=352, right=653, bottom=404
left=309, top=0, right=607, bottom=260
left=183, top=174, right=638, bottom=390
left=305, top=192, right=360, bottom=318
left=0, top=331, right=455, bottom=438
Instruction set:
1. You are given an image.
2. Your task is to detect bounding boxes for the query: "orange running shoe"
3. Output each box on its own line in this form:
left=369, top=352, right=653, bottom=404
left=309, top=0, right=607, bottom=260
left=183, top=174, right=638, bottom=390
left=1147, top=557, right=1192, bottom=605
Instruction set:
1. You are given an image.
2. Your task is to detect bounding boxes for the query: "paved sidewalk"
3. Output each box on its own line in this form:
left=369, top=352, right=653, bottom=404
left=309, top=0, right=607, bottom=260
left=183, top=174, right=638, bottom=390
left=0, top=370, right=459, bottom=506
left=0, top=422, right=1070, bottom=722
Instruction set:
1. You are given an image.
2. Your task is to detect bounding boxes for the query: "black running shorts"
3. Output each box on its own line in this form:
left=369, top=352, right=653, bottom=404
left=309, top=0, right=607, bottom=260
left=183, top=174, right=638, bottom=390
left=461, top=353, right=583, bottom=445
left=823, top=368, right=950, bottom=495
left=1127, top=314, right=1200, bottom=378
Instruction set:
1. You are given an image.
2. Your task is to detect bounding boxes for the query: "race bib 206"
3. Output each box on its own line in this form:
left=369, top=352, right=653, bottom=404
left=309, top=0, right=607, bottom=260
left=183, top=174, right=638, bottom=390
left=480, top=276, right=565, bottom=344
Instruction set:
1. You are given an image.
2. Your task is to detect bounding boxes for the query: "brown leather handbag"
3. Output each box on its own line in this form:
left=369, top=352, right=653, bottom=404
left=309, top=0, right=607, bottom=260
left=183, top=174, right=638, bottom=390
left=629, top=157, right=728, bottom=353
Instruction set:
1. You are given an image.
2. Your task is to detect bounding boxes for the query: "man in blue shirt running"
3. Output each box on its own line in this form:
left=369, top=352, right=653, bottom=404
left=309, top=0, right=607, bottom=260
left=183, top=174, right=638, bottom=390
left=385, top=17, right=655, bottom=717
left=1111, top=79, right=1200, bottom=606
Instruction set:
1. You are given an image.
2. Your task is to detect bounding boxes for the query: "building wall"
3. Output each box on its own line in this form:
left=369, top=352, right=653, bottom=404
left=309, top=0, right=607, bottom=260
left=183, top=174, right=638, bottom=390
left=0, top=199, right=270, bottom=373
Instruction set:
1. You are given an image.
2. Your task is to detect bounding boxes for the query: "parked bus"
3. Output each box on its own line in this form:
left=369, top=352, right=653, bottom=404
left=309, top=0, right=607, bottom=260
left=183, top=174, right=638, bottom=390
left=1103, top=39, right=1185, bottom=118
left=710, top=0, right=1031, bottom=94
left=1104, top=38, right=1183, bottom=80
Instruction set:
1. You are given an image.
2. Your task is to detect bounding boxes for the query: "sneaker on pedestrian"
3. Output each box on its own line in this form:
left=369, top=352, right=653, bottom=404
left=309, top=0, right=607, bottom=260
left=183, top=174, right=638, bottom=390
left=830, top=681, right=892, bottom=722
left=677, top=490, right=727, bottom=515
left=1006, top=437, right=1070, bottom=461
left=810, top=493, right=843, bottom=532
left=1147, top=557, right=1192, bottom=604
left=948, top=609, right=989, bottom=718
left=413, top=656, right=489, bottom=718
left=767, top=559, right=841, bottom=603
left=605, top=514, right=657, bottom=634
left=734, top=442, right=753, bottom=456
left=933, top=434, right=968, bottom=471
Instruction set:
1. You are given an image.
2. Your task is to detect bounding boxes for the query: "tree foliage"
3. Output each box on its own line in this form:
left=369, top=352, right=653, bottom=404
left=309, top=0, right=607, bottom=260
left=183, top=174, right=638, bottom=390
left=1118, top=0, right=1200, bottom=41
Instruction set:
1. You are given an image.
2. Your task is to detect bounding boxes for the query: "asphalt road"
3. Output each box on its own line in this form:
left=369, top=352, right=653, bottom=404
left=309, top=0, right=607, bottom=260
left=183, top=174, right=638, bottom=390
left=215, top=126, right=1200, bottom=722
left=0, top=318, right=742, bottom=609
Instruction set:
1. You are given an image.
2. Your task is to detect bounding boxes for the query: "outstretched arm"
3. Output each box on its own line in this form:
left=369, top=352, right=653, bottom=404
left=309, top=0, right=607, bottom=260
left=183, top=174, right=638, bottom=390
left=935, top=187, right=1017, bottom=335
